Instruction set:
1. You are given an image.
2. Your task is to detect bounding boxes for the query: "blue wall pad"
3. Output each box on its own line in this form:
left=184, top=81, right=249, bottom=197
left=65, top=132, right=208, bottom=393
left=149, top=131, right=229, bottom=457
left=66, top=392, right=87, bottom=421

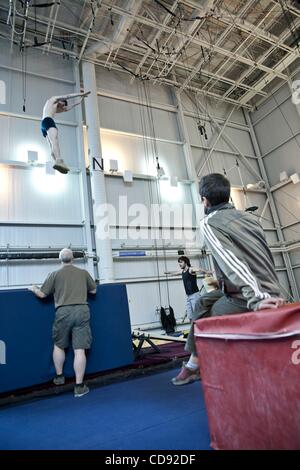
left=0, top=284, right=133, bottom=393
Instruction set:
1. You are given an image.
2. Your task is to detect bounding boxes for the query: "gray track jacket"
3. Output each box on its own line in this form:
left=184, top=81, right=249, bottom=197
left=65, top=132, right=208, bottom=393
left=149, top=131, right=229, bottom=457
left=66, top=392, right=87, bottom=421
left=201, top=203, right=281, bottom=311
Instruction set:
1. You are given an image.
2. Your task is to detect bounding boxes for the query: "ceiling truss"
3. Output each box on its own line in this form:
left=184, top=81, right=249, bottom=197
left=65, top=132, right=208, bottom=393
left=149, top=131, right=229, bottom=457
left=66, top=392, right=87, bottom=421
left=1, top=0, right=300, bottom=110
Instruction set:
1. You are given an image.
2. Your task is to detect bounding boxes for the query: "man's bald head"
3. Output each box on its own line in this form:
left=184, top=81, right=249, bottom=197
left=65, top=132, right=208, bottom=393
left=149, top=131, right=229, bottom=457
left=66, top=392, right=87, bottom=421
left=59, top=248, right=73, bottom=264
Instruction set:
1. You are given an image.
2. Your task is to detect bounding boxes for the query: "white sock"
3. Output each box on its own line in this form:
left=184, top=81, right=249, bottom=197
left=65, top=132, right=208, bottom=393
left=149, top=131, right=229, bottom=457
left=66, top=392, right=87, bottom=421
left=186, top=358, right=198, bottom=370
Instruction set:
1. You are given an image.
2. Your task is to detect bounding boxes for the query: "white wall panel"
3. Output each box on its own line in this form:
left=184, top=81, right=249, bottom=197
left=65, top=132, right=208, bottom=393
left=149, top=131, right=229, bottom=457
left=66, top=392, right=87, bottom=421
left=114, top=258, right=170, bottom=280
left=192, top=148, right=261, bottom=187
left=0, top=114, right=10, bottom=161
left=0, top=40, right=74, bottom=82
left=98, top=96, right=180, bottom=141
left=0, top=259, right=88, bottom=288
left=273, top=253, right=285, bottom=267
left=100, top=130, right=187, bottom=178
left=0, top=167, right=83, bottom=223
left=253, top=108, right=299, bottom=156
left=187, top=121, right=254, bottom=157
left=293, top=268, right=300, bottom=294
left=273, top=185, right=300, bottom=227
left=185, top=115, right=255, bottom=156
left=265, top=231, right=279, bottom=244
left=0, top=115, right=79, bottom=166
left=263, top=140, right=300, bottom=187
left=95, top=66, right=174, bottom=105
left=105, top=176, right=192, bottom=211
left=289, top=249, right=300, bottom=266
left=0, top=226, right=85, bottom=248
left=230, top=190, right=275, bottom=229
left=251, top=84, right=292, bottom=124
left=283, top=223, right=300, bottom=243
left=106, top=175, right=152, bottom=208
left=222, top=127, right=255, bottom=155
left=181, top=92, right=246, bottom=124
left=105, top=176, right=196, bottom=236
left=0, top=67, right=77, bottom=122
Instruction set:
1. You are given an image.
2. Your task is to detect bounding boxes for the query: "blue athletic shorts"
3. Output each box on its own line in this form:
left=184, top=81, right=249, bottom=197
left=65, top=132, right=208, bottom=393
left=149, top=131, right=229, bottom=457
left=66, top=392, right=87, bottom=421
left=41, top=117, right=57, bottom=137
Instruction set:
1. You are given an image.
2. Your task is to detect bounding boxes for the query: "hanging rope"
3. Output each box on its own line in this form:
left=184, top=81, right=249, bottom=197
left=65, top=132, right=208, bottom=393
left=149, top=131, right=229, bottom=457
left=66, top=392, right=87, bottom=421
left=143, top=81, right=171, bottom=308
left=137, top=78, right=172, bottom=310
left=21, top=47, right=27, bottom=112
left=136, top=79, right=163, bottom=309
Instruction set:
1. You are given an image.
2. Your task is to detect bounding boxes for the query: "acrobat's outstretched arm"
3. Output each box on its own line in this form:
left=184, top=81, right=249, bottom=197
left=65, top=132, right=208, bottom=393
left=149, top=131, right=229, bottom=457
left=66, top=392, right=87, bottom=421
left=189, top=267, right=212, bottom=275
left=65, top=99, right=84, bottom=111
left=52, top=91, right=90, bottom=102
left=164, top=270, right=182, bottom=276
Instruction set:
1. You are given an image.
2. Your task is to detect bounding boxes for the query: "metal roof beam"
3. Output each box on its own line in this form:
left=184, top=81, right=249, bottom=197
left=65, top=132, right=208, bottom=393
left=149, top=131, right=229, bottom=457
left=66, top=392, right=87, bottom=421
left=182, top=0, right=298, bottom=55
left=99, top=1, right=289, bottom=80
left=92, top=57, right=252, bottom=109
left=239, top=51, right=298, bottom=105
left=221, top=16, right=300, bottom=102
left=133, top=0, right=180, bottom=76
left=0, top=5, right=266, bottom=98
left=142, top=0, right=216, bottom=81
left=203, top=3, right=280, bottom=95
left=109, top=42, right=267, bottom=97
left=177, top=0, right=257, bottom=93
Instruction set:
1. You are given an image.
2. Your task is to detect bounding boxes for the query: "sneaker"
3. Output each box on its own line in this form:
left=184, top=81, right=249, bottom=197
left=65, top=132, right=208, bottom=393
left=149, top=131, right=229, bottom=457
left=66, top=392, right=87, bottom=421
left=74, top=384, right=89, bottom=398
left=171, top=363, right=200, bottom=386
left=53, top=374, right=65, bottom=385
left=53, top=159, right=69, bottom=174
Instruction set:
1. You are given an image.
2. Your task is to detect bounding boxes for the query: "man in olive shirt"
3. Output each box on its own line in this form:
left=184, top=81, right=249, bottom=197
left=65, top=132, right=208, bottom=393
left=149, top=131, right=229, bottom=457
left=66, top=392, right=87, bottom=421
left=29, top=248, right=96, bottom=397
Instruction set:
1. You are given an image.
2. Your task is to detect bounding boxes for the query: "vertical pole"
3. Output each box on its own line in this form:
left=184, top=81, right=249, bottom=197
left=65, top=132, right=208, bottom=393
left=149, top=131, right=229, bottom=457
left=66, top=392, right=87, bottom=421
left=73, top=60, right=95, bottom=276
left=82, top=61, right=114, bottom=282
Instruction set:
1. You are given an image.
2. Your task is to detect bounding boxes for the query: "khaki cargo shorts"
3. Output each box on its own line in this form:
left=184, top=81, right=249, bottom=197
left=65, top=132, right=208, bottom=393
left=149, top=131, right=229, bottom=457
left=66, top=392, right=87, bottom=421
left=53, top=304, right=92, bottom=350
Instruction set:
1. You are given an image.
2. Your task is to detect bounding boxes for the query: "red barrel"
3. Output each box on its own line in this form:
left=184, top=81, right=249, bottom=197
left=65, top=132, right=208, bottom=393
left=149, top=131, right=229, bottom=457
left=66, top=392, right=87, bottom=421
left=195, top=303, right=300, bottom=450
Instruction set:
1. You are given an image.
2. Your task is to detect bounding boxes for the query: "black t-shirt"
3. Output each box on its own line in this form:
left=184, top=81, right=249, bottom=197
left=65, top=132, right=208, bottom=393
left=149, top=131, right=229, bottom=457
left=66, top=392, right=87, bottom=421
left=182, top=269, right=199, bottom=296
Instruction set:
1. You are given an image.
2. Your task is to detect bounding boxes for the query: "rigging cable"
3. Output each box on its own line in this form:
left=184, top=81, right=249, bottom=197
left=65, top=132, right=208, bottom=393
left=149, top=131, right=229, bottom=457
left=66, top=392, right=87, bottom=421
left=136, top=79, right=164, bottom=309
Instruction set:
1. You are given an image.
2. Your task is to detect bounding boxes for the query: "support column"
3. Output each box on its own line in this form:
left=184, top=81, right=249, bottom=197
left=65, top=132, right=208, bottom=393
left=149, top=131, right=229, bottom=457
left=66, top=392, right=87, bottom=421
left=244, top=110, right=299, bottom=300
left=82, top=61, right=114, bottom=283
left=73, top=60, right=95, bottom=277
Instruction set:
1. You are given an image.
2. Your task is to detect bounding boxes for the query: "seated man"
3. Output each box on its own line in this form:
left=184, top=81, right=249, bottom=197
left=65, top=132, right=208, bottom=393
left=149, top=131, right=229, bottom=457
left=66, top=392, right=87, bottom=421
left=172, top=173, right=285, bottom=385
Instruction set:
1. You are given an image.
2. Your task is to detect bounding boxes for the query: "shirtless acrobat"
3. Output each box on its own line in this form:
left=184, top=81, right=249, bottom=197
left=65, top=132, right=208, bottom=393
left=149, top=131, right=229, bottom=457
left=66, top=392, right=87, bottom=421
left=41, top=91, right=90, bottom=174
